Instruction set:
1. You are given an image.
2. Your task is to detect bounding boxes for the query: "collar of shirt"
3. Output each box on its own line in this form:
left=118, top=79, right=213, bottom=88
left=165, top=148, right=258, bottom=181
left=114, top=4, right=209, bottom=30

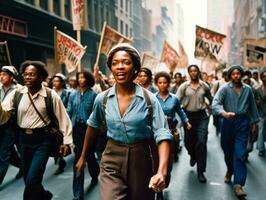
left=155, top=92, right=171, bottom=102
left=107, top=83, right=144, bottom=99
left=20, top=85, right=47, bottom=99
left=228, top=82, right=246, bottom=89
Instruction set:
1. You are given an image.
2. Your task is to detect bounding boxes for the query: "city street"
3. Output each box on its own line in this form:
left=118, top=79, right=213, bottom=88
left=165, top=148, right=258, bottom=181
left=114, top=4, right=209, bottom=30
left=1, top=121, right=266, bottom=200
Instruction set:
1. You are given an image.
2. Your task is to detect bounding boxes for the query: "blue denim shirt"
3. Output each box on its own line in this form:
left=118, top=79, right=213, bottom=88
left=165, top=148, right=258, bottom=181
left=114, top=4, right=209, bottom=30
left=67, top=88, right=97, bottom=127
left=87, top=83, right=173, bottom=144
left=212, top=82, right=259, bottom=123
left=156, top=92, right=188, bottom=126
left=59, top=89, right=70, bottom=108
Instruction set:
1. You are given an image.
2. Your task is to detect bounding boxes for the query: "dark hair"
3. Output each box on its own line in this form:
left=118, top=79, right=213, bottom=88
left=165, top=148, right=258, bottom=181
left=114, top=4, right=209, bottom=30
left=260, top=69, right=266, bottom=79
left=187, top=64, right=200, bottom=72
left=174, top=72, right=182, bottom=78
left=20, top=60, right=48, bottom=80
left=139, top=67, right=153, bottom=82
left=76, top=71, right=95, bottom=88
left=107, top=46, right=141, bottom=79
left=154, top=71, right=171, bottom=84
left=52, top=75, right=66, bottom=89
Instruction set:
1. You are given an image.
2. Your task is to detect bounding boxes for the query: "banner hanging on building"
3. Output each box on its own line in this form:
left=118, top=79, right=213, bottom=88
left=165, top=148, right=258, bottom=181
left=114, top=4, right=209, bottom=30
left=243, top=38, right=266, bottom=67
left=54, top=27, right=86, bottom=73
left=141, top=53, right=160, bottom=73
left=71, top=0, right=88, bottom=30
left=0, top=41, right=11, bottom=67
left=194, top=25, right=226, bottom=63
left=177, top=41, right=188, bottom=68
left=160, top=41, right=179, bottom=72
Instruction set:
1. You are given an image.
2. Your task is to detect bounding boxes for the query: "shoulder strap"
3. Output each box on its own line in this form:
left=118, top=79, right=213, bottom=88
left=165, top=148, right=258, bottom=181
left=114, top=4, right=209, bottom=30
left=102, top=88, right=111, bottom=112
left=13, top=90, right=23, bottom=112
left=12, top=90, right=23, bottom=125
left=142, top=88, right=153, bottom=127
left=45, top=87, right=58, bottom=126
left=27, top=92, right=48, bottom=125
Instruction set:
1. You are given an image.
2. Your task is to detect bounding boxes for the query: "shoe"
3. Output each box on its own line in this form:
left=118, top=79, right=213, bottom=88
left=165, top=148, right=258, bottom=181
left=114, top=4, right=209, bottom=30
left=43, top=190, right=53, bottom=200
left=15, top=169, right=23, bottom=179
left=197, top=173, right=207, bottom=183
left=234, top=184, right=247, bottom=197
left=258, top=151, right=265, bottom=157
left=156, top=192, right=164, bottom=200
left=224, top=171, right=232, bottom=183
left=90, top=177, right=98, bottom=186
left=190, top=157, right=196, bottom=167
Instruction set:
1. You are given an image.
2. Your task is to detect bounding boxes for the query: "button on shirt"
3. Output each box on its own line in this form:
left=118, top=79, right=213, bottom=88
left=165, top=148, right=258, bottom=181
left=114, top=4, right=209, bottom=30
left=87, top=84, right=173, bottom=144
left=0, top=86, right=73, bottom=144
left=156, top=92, right=188, bottom=125
left=212, top=82, right=260, bottom=123
left=177, top=80, right=213, bottom=112
left=67, top=88, right=97, bottom=127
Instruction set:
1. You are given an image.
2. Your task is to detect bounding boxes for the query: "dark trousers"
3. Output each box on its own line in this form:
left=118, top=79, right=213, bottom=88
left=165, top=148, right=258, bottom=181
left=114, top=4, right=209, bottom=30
left=19, top=130, right=52, bottom=200
left=73, top=122, right=99, bottom=199
left=100, top=139, right=155, bottom=200
left=0, top=123, right=22, bottom=184
left=184, top=110, right=209, bottom=173
left=221, top=116, right=250, bottom=186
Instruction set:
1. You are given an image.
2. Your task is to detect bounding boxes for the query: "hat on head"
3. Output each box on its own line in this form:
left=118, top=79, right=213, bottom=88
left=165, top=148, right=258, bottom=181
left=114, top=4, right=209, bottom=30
left=106, top=43, right=141, bottom=79
left=1, top=66, right=18, bottom=76
left=227, top=65, right=244, bottom=77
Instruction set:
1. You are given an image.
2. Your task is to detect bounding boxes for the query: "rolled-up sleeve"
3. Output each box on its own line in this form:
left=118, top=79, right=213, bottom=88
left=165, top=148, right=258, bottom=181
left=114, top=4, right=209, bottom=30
left=87, top=93, right=105, bottom=128
left=212, top=87, right=226, bottom=116
left=151, top=97, right=173, bottom=144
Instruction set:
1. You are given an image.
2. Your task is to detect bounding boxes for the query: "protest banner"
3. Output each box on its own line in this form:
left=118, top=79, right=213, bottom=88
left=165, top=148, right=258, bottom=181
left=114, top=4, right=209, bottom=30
left=0, top=41, right=11, bottom=67
left=71, top=0, right=88, bottom=30
left=194, top=25, right=226, bottom=63
left=177, top=41, right=188, bottom=68
left=95, top=21, right=132, bottom=66
left=141, top=52, right=160, bottom=73
left=160, top=40, right=179, bottom=72
left=243, top=38, right=266, bottom=67
left=54, top=27, right=86, bottom=73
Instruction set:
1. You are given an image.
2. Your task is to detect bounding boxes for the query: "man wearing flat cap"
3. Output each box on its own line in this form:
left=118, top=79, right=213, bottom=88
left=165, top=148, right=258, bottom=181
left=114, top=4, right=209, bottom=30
left=0, top=65, right=23, bottom=184
left=212, top=65, right=260, bottom=197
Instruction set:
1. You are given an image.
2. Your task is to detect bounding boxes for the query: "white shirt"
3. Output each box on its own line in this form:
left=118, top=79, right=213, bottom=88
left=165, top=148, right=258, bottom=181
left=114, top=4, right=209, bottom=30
left=0, top=85, right=73, bottom=144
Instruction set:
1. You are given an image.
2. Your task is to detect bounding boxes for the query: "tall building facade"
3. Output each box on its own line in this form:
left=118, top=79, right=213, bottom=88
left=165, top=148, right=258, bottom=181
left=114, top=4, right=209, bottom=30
left=0, top=0, right=116, bottom=75
left=231, top=0, right=266, bottom=66
left=207, top=0, right=233, bottom=64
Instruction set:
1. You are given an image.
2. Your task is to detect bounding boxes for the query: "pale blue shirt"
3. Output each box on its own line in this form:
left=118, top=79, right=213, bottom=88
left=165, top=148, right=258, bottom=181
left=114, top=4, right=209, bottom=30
left=212, top=82, right=259, bottom=123
left=87, top=83, right=173, bottom=144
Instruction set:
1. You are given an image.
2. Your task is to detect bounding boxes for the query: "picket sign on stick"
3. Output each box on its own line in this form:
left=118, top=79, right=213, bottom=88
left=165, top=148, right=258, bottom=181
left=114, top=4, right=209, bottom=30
left=95, top=21, right=107, bottom=67
left=54, top=27, right=87, bottom=73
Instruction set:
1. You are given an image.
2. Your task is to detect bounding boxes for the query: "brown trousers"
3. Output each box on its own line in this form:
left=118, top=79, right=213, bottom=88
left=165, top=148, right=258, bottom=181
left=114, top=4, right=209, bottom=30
left=100, top=139, right=155, bottom=200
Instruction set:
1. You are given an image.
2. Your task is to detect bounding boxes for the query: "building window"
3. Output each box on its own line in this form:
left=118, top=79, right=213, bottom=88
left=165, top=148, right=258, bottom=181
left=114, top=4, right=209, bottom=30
left=54, top=0, right=61, bottom=16
left=120, top=0, right=123, bottom=9
left=126, top=0, right=128, bottom=12
left=120, top=20, right=124, bottom=34
left=25, top=0, right=34, bottom=4
left=94, top=3, right=99, bottom=31
left=39, top=0, right=48, bottom=10
left=126, top=24, right=128, bottom=36
left=64, top=0, right=71, bottom=20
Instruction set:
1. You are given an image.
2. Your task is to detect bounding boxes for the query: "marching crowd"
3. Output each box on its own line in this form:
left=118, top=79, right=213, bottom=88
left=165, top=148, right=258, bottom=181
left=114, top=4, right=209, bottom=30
left=0, top=43, right=266, bottom=200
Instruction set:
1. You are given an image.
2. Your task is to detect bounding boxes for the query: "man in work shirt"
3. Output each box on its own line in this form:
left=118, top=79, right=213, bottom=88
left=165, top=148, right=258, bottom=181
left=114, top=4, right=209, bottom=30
left=177, top=64, right=212, bottom=183
left=212, top=65, right=259, bottom=197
